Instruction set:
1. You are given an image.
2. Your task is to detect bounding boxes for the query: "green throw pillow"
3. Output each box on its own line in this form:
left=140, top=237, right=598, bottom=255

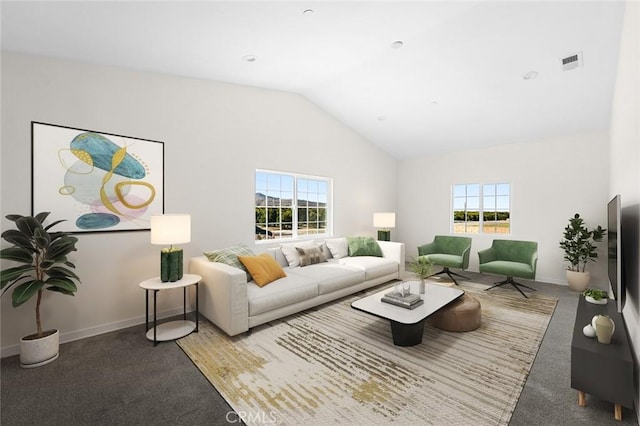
left=204, top=244, right=255, bottom=280
left=347, top=236, right=383, bottom=257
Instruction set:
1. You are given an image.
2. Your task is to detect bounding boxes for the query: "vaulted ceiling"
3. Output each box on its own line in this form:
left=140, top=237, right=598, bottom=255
left=1, top=1, right=626, bottom=159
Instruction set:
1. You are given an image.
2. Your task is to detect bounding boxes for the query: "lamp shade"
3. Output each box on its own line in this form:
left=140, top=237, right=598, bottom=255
left=373, top=212, right=396, bottom=228
left=150, top=214, right=191, bottom=245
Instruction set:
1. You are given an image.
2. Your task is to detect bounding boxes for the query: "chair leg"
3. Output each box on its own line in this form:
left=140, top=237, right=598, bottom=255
left=429, top=267, right=469, bottom=285
left=484, top=276, right=536, bottom=298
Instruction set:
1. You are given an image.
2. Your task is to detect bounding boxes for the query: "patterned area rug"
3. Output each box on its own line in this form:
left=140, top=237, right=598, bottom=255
left=177, top=280, right=557, bottom=425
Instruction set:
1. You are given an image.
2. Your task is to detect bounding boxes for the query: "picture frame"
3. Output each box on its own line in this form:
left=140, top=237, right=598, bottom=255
left=31, top=122, right=164, bottom=233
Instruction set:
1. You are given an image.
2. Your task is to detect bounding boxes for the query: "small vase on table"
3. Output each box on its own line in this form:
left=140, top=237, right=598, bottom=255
left=593, top=315, right=615, bottom=344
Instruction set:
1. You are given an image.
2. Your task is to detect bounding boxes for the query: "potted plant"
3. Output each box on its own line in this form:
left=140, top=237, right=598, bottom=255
left=407, top=256, right=433, bottom=294
left=559, top=213, right=606, bottom=291
left=1, top=212, right=81, bottom=368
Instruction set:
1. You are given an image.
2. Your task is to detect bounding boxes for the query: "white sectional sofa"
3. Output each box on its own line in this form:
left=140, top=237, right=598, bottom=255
left=189, top=239, right=405, bottom=336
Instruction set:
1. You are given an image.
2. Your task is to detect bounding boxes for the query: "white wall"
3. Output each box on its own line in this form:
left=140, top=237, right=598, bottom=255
left=609, top=0, right=640, bottom=417
left=0, top=52, right=398, bottom=355
left=397, top=132, right=610, bottom=286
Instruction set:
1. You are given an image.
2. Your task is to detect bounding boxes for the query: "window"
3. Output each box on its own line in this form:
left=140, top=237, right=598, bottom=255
left=452, top=184, right=480, bottom=234
left=482, top=183, right=510, bottom=234
left=452, top=183, right=510, bottom=234
left=255, top=170, right=331, bottom=241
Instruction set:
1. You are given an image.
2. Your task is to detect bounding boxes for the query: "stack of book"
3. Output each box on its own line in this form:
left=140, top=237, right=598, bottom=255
left=381, top=291, right=424, bottom=310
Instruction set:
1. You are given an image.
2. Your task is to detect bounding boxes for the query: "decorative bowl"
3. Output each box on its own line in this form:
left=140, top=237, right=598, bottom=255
left=585, top=295, right=607, bottom=305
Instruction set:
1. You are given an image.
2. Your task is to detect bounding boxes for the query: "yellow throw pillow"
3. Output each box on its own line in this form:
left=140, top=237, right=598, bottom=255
left=238, top=253, right=287, bottom=287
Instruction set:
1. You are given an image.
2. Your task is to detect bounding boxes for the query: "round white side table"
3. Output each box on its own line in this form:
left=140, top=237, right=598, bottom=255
left=139, top=273, right=201, bottom=346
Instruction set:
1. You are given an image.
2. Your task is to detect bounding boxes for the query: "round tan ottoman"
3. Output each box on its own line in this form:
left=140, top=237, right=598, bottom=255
left=430, top=294, right=481, bottom=332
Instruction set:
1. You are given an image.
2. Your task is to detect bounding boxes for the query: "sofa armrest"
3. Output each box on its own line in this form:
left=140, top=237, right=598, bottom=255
left=377, top=241, right=405, bottom=278
left=189, top=256, right=249, bottom=336
left=477, top=247, right=496, bottom=265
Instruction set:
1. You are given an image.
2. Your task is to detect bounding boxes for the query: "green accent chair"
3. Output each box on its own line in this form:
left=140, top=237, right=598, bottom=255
left=478, top=239, right=538, bottom=298
left=417, top=236, right=472, bottom=285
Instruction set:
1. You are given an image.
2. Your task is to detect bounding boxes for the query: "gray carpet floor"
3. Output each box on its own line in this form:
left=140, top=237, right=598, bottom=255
left=1, top=271, right=637, bottom=425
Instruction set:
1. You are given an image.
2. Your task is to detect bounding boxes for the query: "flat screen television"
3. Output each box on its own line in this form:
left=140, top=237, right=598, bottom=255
left=607, top=194, right=625, bottom=313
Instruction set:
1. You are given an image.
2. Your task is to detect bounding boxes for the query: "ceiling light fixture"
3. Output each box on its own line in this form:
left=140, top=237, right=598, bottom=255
left=303, top=9, right=314, bottom=15
left=242, top=55, right=257, bottom=63
left=391, top=41, right=404, bottom=49
left=523, top=71, right=538, bottom=80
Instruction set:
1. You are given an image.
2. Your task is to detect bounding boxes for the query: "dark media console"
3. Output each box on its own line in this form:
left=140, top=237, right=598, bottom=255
left=571, top=297, right=633, bottom=421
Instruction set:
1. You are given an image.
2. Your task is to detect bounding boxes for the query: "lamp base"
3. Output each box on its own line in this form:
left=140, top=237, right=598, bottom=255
left=160, top=248, right=183, bottom=282
left=377, top=230, right=391, bottom=241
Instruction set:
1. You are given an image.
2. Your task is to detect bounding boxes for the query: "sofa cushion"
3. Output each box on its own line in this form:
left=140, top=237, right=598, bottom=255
left=287, top=263, right=365, bottom=295
left=296, top=245, right=327, bottom=267
left=247, top=274, right=319, bottom=316
left=280, top=241, right=316, bottom=267
left=338, top=256, right=398, bottom=280
left=347, top=236, right=383, bottom=257
left=238, top=253, right=287, bottom=287
left=479, top=260, right=535, bottom=279
left=204, top=244, right=254, bottom=280
left=422, top=253, right=464, bottom=269
left=325, top=237, right=349, bottom=259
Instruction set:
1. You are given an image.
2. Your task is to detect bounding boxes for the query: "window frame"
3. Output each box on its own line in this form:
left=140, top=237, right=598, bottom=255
left=451, top=183, right=480, bottom=234
left=451, top=182, right=511, bottom=235
left=255, top=169, right=333, bottom=243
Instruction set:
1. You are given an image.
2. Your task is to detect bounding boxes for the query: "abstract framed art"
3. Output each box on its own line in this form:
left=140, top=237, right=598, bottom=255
left=31, top=122, right=164, bottom=233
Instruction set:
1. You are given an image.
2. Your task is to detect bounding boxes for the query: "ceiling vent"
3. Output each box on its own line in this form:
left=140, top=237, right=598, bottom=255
left=561, top=52, right=583, bottom=71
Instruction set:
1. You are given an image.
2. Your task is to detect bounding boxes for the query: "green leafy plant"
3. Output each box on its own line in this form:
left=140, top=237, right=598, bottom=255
left=583, top=288, right=608, bottom=300
left=559, top=213, right=606, bottom=272
left=407, top=256, right=433, bottom=280
left=1, top=212, right=81, bottom=338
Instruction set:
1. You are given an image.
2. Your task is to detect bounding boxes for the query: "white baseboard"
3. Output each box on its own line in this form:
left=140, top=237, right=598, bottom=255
left=535, top=275, right=567, bottom=286
left=1, top=305, right=195, bottom=359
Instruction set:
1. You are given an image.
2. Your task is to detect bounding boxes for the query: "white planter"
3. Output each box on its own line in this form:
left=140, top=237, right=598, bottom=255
left=585, top=295, right=607, bottom=305
left=20, top=329, right=59, bottom=368
left=567, top=270, right=590, bottom=292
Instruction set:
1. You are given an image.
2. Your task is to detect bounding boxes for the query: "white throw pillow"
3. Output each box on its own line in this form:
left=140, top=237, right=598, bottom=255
left=280, top=241, right=316, bottom=267
left=325, top=237, right=349, bottom=259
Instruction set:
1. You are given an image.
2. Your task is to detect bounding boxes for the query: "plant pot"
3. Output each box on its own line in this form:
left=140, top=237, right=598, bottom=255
left=20, top=329, right=59, bottom=368
left=567, top=270, right=590, bottom=292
